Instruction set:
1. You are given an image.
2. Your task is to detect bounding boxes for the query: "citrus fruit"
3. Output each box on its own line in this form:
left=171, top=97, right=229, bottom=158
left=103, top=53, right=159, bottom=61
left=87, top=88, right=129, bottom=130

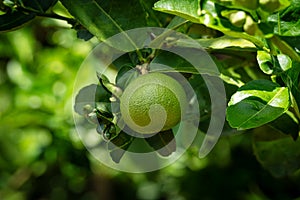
left=243, top=16, right=258, bottom=35
left=229, top=11, right=246, bottom=27
left=120, top=72, right=187, bottom=134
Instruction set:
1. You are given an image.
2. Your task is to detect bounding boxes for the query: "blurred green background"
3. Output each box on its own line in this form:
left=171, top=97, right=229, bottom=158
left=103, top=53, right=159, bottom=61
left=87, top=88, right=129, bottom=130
left=1, top=15, right=300, bottom=200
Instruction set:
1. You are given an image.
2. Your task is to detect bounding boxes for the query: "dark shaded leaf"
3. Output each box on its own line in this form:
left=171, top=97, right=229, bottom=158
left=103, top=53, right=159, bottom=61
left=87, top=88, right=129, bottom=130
left=253, top=125, right=300, bottom=178
left=188, top=74, right=212, bottom=132
left=116, top=65, right=139, bottom=90
left=281, top=36, right=300, bottom=52
left=95, top=102, right=114, bottom=125
left=0, top=0, right=57, bottom=32
left=76, top=28, right=94, bottom=41
left=0, top=11, right=35, bottom=32
left=107, top=131, right=134, bottom=163
left=145, top=129, right=176, bottom=157
left=74, top=84, right=111, bottom=115
left=268, top=113, right=299, bottom=140
left=19, top=0, right=58, bottom=13
left=150, top=50, right=198, bottom=74
left=281, top=62, right=300, bottom=111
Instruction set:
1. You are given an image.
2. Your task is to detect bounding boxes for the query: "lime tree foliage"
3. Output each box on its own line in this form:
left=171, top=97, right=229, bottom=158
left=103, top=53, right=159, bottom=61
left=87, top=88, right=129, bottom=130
left=1, top=0, right=300, bottom=177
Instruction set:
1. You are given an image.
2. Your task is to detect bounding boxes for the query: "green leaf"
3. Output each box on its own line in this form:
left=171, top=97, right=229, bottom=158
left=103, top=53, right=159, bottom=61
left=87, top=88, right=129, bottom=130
left=154, top=0, right=267, bottom=49
left=116, top=65, right=139, bottom=90
left=76, top=28, right=94, bottom=41
left=107, top=130, right=134, bottom=163
left=170, top=36, right=256, bottom=51
left=226, top=80, right=290, bottom=129
left=166, top=16, right=189, bottom=29
left=74, top=84, right=111, bottom=115
left=268, top=0, right=300, bottom=36
left=253, top=125, right=300, bottom=178
left=0, top=0, right=58, bottom=32
left=60, top=0, right=161, bottom=41
left=197, top=35, right=256, bottom=50
left=281, top=62, right=300, bottom=114
left=257, top=50, right=273, bottom=74
left=60, top=0, right=121, bottom=41
left=154, top=0, right=201, bottom=23
left=0, top=11, right=35, bottom=32
left=145, top=129, right=176, bottom=157
left=95, top=102, right=114, bottom=124
left=277, top=54, right=293, bottom=71
left=256, top=51, right=292, bottom=75
left=97, top=73, right=123, bottom=98
left=268, top=112, right=299, bottom=140
left=149, top=51, right=198, bottom=74
left=270, top=36, right=300, bottom=62
left=19, top=0, right=58, bottom=13
left=281, top=36, right=300, bottom=53
left=189, top=74, right=213, bottom=133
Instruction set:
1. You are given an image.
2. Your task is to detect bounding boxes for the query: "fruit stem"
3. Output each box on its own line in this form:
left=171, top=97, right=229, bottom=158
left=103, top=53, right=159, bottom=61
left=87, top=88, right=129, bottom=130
left=136, top=63, right=149, bottom=75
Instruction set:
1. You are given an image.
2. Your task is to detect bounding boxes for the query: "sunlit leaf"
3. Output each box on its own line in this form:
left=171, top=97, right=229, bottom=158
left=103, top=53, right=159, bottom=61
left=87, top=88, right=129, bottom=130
left=154, top=0, right=201, bottom=23
left=277, top=54, right=293, bottom=71
left=154, top=0, right=266, bottom=48
left=60, top=0, right=162, bottom=41
left=227, top=80, right=290, bottom=129
left=197, top=35, right=256, bottom=50
left=257, top=51, right=293, bottom=75
left=257, top=50, right=273, bottom=74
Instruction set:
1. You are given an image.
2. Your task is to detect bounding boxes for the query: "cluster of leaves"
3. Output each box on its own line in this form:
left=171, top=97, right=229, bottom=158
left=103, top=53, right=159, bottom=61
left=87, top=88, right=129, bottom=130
left=0, top=0, right=59, bottom=30
left=151, top=0, right=300, bottom=177
left=1, top=0, right=300, bottom=177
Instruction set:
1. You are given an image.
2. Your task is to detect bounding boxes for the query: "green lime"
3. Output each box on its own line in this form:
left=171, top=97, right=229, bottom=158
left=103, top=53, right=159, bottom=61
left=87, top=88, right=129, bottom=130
left=120, top=72, right=187, bottom=134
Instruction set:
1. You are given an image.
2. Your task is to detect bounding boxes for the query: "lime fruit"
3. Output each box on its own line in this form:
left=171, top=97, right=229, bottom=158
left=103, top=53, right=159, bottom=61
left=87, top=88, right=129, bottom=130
left=120, top=72, right=187, bottom=134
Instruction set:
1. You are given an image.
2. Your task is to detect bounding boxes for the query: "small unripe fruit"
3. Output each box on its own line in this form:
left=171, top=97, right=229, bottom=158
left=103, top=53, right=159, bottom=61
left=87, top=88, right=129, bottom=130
left=243, top=16, right=258, bottom=35
left=120, top=73, right=187, bottom=134
left=229, top=11, right=246, bottom=27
